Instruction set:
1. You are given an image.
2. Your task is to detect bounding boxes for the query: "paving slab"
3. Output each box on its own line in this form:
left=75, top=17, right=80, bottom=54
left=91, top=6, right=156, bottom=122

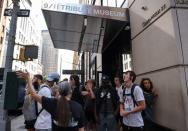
left=11, top=115, right=26, bottom=131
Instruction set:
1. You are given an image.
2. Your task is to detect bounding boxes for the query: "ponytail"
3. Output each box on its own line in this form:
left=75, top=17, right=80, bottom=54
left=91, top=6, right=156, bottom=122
left=57, top=96, right=71, bottom=127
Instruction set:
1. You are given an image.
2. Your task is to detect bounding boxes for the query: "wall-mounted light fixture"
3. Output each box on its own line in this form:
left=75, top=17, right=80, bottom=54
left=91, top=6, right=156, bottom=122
left=141, top=6, right=148, bottom=11
left=124, top=25, right=130, bottom=30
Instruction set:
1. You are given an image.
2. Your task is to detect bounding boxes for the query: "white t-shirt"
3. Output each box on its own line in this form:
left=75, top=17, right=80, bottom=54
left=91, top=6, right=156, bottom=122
left=120, top=85, right=145, bottom=127
left=35, top=84, right=52, bottom=129
left=116, top=85, right=123, bottom=99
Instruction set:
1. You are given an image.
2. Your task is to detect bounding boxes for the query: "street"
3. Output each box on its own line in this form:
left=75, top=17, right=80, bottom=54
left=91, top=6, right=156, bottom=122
left=11, top=115, right=26, bottom=131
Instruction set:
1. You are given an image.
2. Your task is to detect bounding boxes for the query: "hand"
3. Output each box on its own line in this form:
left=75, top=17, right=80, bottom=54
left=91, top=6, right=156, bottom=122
left=81, top=91, right=89, bottom=96
left=16, top=71, right=30, bottom=80
left=120, top=109, right=131, bottom=117
left=87, top=83, right=93, bottom=90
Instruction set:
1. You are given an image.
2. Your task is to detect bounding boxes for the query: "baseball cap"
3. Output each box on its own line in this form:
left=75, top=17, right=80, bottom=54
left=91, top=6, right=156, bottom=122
left=101, top=74, right=110, bottom=82
left=58, top=81, right=72, bottom=96
left=46, top=72, right=60, bottom=82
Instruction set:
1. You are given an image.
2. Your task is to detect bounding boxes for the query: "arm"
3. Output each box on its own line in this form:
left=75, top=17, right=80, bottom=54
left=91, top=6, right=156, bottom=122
left=131, top=86, right=146, bottom=113
left=16, top=71, right=42, bottom=103
left=120, top=102, right=128, bottom=116
left=89, top=88, right=96, bottom=99
left=120, top=101, right=145, bottom=116
left=130, top=100, right=145, bottom=113
left=79, top=127, right=84, bottom=131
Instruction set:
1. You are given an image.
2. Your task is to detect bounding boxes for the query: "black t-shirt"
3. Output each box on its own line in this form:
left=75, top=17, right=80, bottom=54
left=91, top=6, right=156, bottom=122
left=71, top=86, right=84, bottom=107
left=41, top=96, right=85, bottom=131
left=99, top=88, right=114, bottom=113
left=95, top=86, right=119, bottom=115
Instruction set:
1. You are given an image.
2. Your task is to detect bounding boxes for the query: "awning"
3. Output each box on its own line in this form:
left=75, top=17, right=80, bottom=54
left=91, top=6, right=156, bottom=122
left=41, top=0, right=129, bottom=53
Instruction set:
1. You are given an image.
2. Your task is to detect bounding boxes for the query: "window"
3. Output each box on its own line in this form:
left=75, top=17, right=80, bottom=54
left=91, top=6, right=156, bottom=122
left=17, top=45, right=19, bottom=50
left=0, top=37, right=3, bottom=44
left=19, top=32, right=21, bottom=39
left=124, top=63, right=128, bottom=70
left=2, top=25, right=5, bottom=32
left=16, top=54, right=19, bottom=59
left=15, top=66, right=19, bottom=71
left=129, top=62, right=132, bottom=69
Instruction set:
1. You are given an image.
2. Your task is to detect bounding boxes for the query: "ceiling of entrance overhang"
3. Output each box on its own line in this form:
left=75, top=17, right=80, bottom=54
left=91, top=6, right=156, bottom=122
left=41, top=1, right=129, bottom=53
left=43, top=10, right=105, bottom=53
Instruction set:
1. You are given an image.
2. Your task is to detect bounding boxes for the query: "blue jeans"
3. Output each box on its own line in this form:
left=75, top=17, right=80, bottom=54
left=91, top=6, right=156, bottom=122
left=98, top=113, right=117, bottom=131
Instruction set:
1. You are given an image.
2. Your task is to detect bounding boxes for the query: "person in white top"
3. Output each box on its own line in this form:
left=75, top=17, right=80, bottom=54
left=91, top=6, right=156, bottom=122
left=114, top=76, right=123, bottom=98
left=34, top=73, right=60, bottom=131
left=114, top=76, right=123, bottom=130
left=120, top=71, right=145, bottom=131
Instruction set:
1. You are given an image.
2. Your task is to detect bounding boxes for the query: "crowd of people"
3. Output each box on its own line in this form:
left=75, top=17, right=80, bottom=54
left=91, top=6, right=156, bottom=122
left=16, top=70, right=158, bottom=131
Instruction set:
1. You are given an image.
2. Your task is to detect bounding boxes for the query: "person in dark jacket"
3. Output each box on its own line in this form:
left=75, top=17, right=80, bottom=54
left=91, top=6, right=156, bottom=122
left=95, top=75, right=119, bottom=131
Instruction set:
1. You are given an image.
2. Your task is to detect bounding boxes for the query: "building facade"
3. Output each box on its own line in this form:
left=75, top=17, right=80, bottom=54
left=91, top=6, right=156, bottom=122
left=75, top=0, right=188, bottom=130
left=0, top=0, right=8, bottom=65
left=42, top=0, right=188, bottom=130
left=129, top=0, right=188, bottom=130
left=0, top=0, right=43, bottom=76
left=41, top=30, right=58, bottom=75
left=78, top=0, right=129, bottom=85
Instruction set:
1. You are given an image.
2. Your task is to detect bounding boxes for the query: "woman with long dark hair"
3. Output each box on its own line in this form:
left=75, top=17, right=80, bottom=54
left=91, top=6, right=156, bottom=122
left=140, top=78, right=158, bottom=131
left=69, top=75, right=84, bottom=107
left=17, top=71, right=85, bottom=131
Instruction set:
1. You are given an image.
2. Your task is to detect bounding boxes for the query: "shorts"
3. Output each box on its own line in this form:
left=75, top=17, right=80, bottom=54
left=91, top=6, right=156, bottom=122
left=122, top=124, right=144, bottom=131
left=24, top=119, right=36, bottom=129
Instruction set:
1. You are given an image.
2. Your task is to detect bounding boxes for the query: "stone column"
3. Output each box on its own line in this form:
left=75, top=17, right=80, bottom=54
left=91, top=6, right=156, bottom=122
left=128, top=0, right=188, bottom=130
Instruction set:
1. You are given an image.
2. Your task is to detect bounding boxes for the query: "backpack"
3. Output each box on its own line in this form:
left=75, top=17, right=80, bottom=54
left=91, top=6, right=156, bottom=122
left=122, top=84, right=138, bottom=107
left=35, top=84, right=50, bottom=116
left=22, top=84, right=47, bottom=121
left=123, top=84, right=154, bottom=122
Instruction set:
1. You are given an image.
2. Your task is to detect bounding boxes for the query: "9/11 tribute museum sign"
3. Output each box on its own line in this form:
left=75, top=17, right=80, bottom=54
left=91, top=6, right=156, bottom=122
left=41, top=0, right=129, bottom=21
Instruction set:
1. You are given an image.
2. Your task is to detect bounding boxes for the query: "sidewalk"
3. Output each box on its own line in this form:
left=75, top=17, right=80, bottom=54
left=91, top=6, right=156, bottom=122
left=11, top=115, right=26, bottom=131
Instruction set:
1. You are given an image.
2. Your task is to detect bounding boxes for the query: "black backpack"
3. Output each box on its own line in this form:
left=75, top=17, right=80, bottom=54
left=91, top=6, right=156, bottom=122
left=122, top=84, right=138, bottom=107
left=123, top=84, right=150, bottom=120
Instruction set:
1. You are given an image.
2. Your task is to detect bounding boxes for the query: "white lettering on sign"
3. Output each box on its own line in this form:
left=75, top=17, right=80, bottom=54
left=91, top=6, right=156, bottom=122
left=142, top=4, right=167, bottom=28
left=93, top=9, right=125, bottom=17
left=176, top=0, right=188, bottom=4
left=42, top=1, right=128, bottom=21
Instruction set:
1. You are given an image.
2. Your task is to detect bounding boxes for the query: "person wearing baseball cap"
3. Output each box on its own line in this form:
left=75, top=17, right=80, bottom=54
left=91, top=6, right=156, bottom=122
left=46, top=72, right=60, bottom=83
left=34, top=72, right=59, bottom=131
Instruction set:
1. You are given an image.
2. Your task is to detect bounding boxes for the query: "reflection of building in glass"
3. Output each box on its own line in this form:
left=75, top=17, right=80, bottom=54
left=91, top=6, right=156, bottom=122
left=41, top=30, right=58, bottom=75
